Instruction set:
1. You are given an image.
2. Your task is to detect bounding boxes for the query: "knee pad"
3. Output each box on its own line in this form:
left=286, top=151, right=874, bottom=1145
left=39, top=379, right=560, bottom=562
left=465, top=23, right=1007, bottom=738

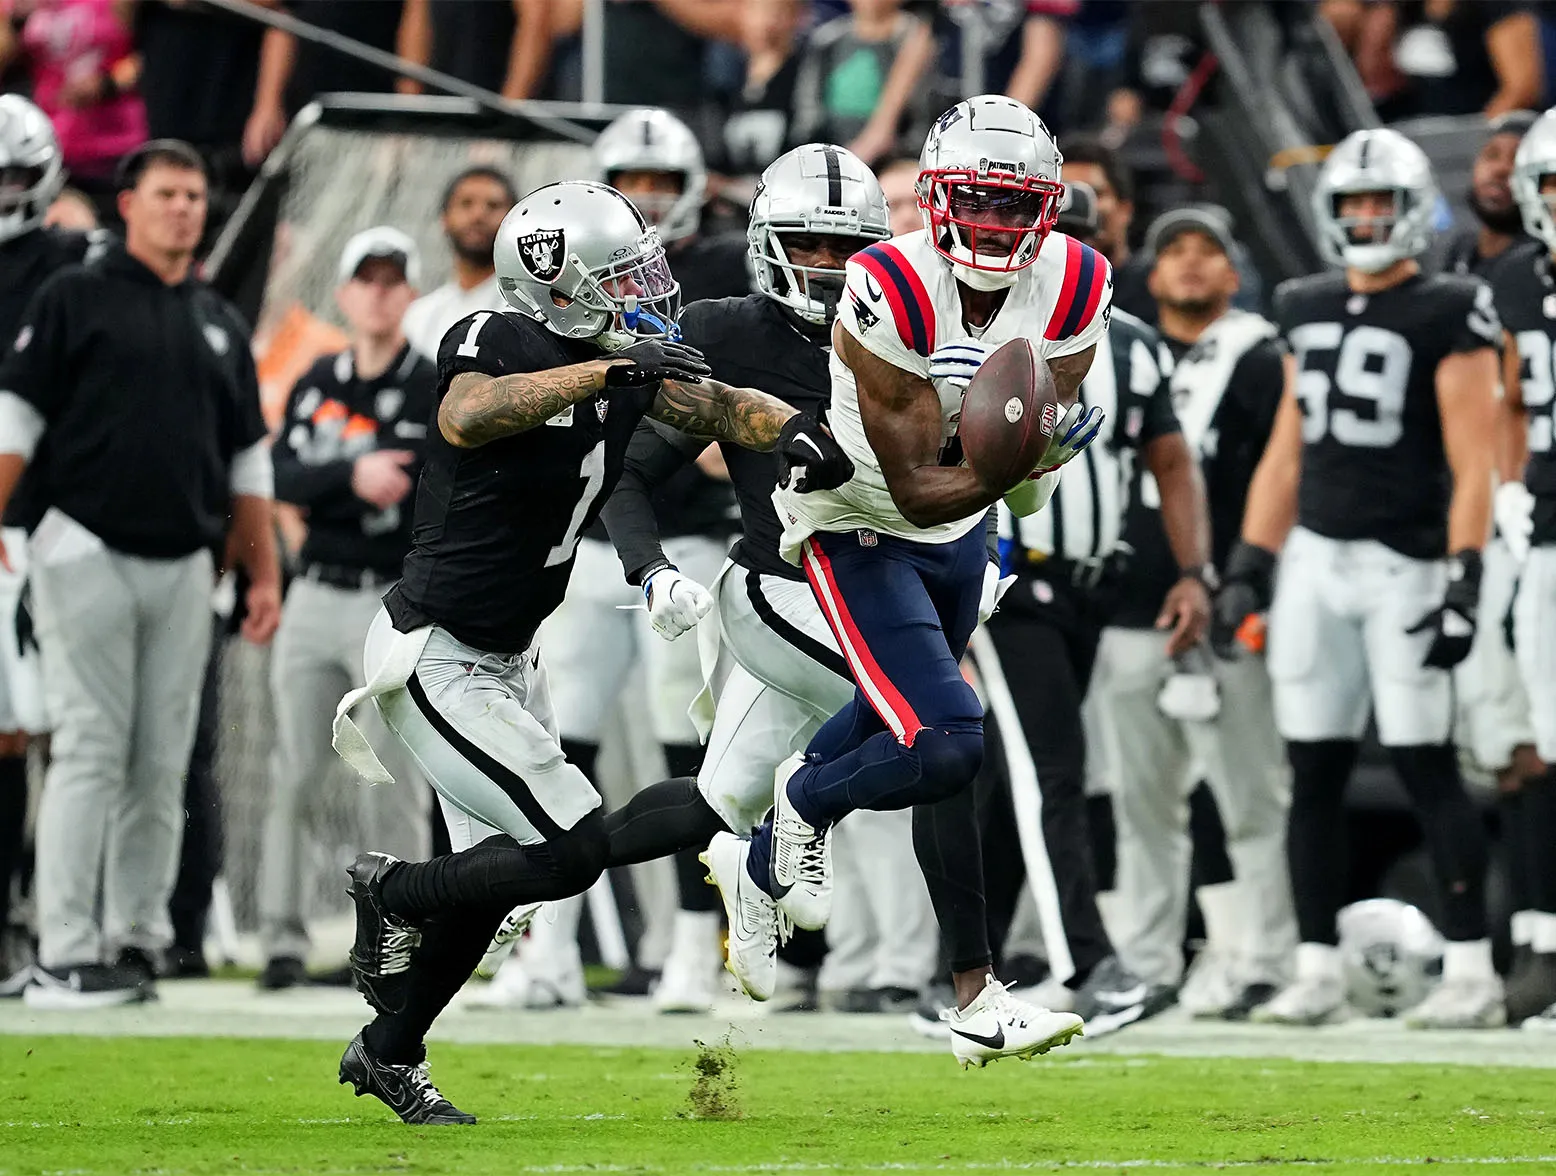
left=907, top=725, right=984, bottom=804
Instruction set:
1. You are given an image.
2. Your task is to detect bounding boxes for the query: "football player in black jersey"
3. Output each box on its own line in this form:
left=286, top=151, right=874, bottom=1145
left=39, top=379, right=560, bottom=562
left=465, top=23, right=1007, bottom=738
left=1492, top=108, right=1556, bottom=1028
left=1214, top=128, right=1504, bottom=1029
left=0, top=96, right=106, bottom=983
left=593, top=144, right=909, bottom=1013
left=329, top=180, right=853, bottom=1124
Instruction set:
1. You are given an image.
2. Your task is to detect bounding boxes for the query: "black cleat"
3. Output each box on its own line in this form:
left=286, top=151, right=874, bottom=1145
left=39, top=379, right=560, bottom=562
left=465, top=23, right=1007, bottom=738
left=346, top=852, right=421, bottom=1015
left=338, top=1032, right=475, bottom=1125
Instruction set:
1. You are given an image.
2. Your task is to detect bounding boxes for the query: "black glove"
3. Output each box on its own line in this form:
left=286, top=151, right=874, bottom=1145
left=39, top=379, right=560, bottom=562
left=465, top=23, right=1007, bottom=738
left=603, top=339, right=712, bottom=388
left=1210, top=541, right=1276, bottom=658
left=777, top=413, right=854, bottom=493
left=1407, top=549, right=1481, bottom=670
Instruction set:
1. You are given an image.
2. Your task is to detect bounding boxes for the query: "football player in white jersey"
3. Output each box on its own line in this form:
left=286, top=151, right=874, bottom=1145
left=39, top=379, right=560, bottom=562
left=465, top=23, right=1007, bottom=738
left=701, top=95, right=1111, bottom=1067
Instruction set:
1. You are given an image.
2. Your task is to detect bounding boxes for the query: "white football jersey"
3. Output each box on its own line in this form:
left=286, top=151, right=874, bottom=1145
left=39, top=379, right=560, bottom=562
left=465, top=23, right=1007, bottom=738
left=773, top=229, right=1113, bottom=561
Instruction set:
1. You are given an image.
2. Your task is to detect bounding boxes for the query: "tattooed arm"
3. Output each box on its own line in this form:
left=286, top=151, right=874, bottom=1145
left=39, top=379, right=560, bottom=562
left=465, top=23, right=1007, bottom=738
left=649, top=378, right=799, bottom=451
left=437, top=359, right=616, bottom=448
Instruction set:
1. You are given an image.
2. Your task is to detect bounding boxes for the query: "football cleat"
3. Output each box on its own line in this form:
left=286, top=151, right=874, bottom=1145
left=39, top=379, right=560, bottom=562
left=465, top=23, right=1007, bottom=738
left=654, top=947, right=721, bottom=1014
left=1072, top=955, right=1174, bottom=1037
left=338, top=1032, right=475, bottom=1125
left=940, top=975, right=1084, bottom=1069
left=1176, top=947, right=1241, bottom=1019
left=475, top=902, right=543, bottom=979
left=1521, top=998, right=1556, bottom=1031
left=345, top=852, right=422, bottom=1015
left=1249, top=974, right=1351, bottom=1026
left=768, top=753, right=831, bottom=930
left=466, top=941, right=585, bottom=1010
left=22, top=962, right=151, bottom=1010
left=700, top=832, right=778, bottom=1002
left=1403, top=975, right=1507, bottom=1030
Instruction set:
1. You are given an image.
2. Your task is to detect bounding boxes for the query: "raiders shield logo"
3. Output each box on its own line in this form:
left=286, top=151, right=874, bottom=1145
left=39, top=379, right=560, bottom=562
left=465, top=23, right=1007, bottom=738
left=518, top=229, right=565, bottom=282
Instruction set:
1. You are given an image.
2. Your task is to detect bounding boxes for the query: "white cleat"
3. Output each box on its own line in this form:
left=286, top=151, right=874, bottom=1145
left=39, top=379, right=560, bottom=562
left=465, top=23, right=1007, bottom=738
left=1248, top=974, right=1351, bottom=1026
left=653, top=948, right=721, bottom=1014
left=1177, top=948, right=1240, bottom=1019
left=466, top=941, right=585, bottom=1010
left=1403, top=976, right=1507, bottom=1030
left=475, top=902, right=543, bottom=979
left=941, top=975, right=1084, bottom=1069
left=769, top=753, right=831, bottom=931
left=1520, top=999, right=1556, bottom=1031
left=699, top=832, right=777, bottom=1002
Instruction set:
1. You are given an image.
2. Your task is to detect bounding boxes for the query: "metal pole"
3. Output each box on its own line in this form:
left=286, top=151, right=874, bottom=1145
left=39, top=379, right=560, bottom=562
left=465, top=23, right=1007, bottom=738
left=198, top=0, right=596, bottom=143
left=581, top=0, right=606, bottom=107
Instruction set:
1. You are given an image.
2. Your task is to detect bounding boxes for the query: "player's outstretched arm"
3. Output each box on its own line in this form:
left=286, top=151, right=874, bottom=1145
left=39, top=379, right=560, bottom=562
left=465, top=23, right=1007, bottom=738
left=1437, top=345, right=1498, bottom=554
left=438, top=360, right=616, bottom=447
left=650, top=378, right=797, bottom=450
left=599, top=420, right=700, bottom=584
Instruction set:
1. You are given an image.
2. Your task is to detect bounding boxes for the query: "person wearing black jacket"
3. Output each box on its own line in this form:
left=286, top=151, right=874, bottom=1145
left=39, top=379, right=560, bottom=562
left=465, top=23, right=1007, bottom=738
left=0, top=140, right=280, bottom=1009
left=256, top=227, right=437, bottom=992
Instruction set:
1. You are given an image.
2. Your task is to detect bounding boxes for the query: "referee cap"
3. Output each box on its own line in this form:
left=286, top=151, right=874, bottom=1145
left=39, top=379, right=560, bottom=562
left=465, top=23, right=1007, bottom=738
left=338, top=226, right=422, bottom=287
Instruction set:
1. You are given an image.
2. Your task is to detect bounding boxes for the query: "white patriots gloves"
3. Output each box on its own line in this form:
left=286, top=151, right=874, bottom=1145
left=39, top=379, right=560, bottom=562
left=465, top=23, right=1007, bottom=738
left=929, top=339, right=996, bottom=389
left=1495, top=481, right=1535, bottom=564
left=643, top=567, right=713, bottom=641
left=977, top=562, right=1018, bottom=626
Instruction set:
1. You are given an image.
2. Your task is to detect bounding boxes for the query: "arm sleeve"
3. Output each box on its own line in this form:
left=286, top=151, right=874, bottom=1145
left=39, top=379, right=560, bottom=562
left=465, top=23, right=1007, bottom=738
left=1451, top=279, right=1503, bottom=354
left=270, top=370, right=356, bottom=508
left=837, top=253, right=934, bottom=379
left=599, top=419, right=703, bottom=585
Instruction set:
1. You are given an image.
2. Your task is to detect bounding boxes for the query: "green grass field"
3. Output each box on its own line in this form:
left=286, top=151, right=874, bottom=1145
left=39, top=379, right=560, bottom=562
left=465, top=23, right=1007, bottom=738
left=2, top=1035, right=1554, bottom=1175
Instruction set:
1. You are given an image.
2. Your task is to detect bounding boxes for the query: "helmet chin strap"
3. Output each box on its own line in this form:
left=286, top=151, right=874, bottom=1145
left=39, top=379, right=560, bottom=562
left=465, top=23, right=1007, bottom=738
left=952, top=260, right=1020, bottom=291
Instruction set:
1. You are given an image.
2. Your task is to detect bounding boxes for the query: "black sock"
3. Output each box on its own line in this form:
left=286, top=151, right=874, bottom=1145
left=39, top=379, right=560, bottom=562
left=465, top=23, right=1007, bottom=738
left=380, top=812, right=608, bottom=921
left=1389, top=743, right=1489, bottom=941
left=0, top=756, right=25, bottom=930
left=1286, top=740, right=1360, bottom=946
left=1188, top=782, right=1234, bottom=888
left=662, top=743, right=703, bottom=780
left=1501, top=788, right=1531, bottom=918
left=605, top=776, right=727, bottom=866
left=661, top=743, right=709, bottom=909
left=363, top=902, right=507, bottom=1065
left=913, top=780, right=991, bottom=975
left=1521, top=765, right=1556, bottom=917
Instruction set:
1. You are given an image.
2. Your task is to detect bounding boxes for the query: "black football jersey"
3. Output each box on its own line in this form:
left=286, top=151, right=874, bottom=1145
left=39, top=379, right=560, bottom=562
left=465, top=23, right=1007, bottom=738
left=384, top=310, right=656, bottom=653
left=0, top=226, right=108, bottom=531
left=1490, top=240, right=1556, bottom=545
left=1274, top=270, right=1500, bottom=560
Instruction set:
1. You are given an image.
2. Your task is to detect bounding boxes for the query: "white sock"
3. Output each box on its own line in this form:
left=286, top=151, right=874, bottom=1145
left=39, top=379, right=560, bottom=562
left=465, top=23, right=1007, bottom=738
left=1527, top=912, right=1556, bottom=955
left=1512, top=909, right=1535, bottom=947
left=1195, top=881, right=1244, bottom=956
left=1442, top=938, right=1495, bottom=983
left=1294, top=941, right=1342, bottom=982
left=669, top=910, right=721, bottom=961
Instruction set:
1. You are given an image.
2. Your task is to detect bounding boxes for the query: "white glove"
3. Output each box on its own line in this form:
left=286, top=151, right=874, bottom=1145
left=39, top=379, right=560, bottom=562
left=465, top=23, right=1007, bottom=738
left=643, top=567, right=713, bottom=641
left=929, top=340, right=995, bottom=389
left=1495, top=480, right=1535, bottom=564
left=977, top=562, right=1017, bottom=626
left=1032, top=401, right=1106, bottom=475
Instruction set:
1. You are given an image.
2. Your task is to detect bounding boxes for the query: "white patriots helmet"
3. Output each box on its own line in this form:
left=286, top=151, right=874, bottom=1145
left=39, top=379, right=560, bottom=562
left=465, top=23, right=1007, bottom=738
left=1312, top=128, right=1438, bottom=273
left=1512, top=107, right=1556, bottom=253
left=0, top=94, right=64, bottom=244
left=915, top=94, right=1066, bottom=291
left=1337, top=898, right=1445, bottom=1018
left=593, top=108, right=707, bottom=246
left=748, top=143, right=891, bottom=325
left=494, top=181, right=681, bottom=352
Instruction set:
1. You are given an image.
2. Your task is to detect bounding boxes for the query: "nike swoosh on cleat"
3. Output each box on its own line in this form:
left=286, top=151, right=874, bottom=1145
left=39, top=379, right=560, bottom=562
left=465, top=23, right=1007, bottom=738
left=950, top=1024, right=1005, bottom=1050
left=1096, top=984, right=1147, bottom=1007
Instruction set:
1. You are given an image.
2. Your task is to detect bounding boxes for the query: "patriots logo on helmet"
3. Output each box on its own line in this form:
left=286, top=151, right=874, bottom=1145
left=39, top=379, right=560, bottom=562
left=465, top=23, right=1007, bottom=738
left=518, top=229, right=565, bottom=282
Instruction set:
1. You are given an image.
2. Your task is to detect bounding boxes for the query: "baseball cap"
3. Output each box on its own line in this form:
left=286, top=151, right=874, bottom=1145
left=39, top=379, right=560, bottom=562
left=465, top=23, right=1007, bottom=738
left=1057, top=180, right=1099, bottom=238
left=337, top=225, right=421, bottom=286
left=1145, top=205, right=1236, bottom=260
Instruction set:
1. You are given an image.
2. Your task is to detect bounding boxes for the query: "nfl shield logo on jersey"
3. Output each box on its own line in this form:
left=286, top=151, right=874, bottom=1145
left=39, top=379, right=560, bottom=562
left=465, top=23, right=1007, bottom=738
left=518, top=229, right=565, bottom=282
left=596, top=397, right=609, bottom=422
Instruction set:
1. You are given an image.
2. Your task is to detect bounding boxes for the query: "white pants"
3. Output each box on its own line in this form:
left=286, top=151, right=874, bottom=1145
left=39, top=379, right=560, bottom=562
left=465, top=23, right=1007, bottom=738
left=363, top=608, right=600, bottom=854
left=701, top=562, right=934, bottom=992
left=543, top=536, right=725, bottom=745
left=1515, top=544, right=1556, bottom=762
left=1455, top=538, right=1534, bottom=773
left=1092, top=627, right=1297, bottom=987
left=1268, top=528, right=1451, bottom=746
left=0, top=526, right=46, bottom=733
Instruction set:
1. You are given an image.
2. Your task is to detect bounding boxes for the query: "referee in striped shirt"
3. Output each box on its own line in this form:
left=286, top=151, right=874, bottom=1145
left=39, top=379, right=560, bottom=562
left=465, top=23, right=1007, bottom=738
left=968, top=184, right=1212, bottom=1033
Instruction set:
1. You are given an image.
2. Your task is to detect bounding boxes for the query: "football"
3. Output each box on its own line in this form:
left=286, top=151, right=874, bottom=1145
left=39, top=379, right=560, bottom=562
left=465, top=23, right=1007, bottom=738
left=956, top=337, right=1064, bottom=492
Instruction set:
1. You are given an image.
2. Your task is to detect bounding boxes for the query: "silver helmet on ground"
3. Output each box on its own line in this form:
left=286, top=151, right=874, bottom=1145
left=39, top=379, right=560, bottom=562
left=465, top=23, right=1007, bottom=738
left=593, top=108, right=707, bottom=246
left=1337, top=898, right=1445, bottom=1018
left=1312, top=128, right=1438, bottom=273
left=748, top=143, right=891, bottom=325
left=0, top=95, right=64, bottom=244
left=495, top=181, right=681, bottom=352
